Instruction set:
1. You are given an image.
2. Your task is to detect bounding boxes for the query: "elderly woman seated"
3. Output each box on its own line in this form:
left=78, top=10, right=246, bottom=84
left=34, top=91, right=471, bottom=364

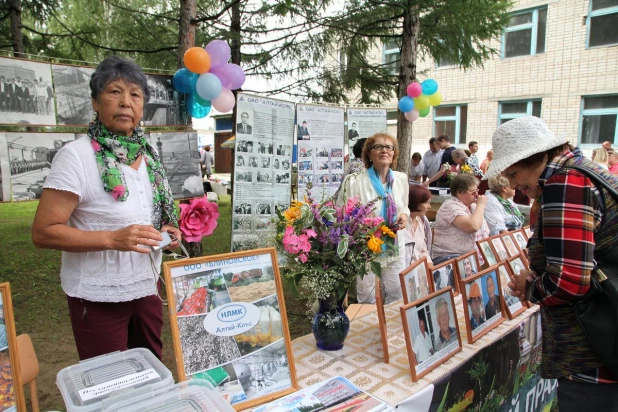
left=484, top=175, right=525, bottom=235
left=432, top=174, right=489, bottom=264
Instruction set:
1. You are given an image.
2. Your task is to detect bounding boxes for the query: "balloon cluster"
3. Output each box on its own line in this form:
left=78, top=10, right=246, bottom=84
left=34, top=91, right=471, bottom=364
left=172, top=40, right=246, bottom=119
left=397, top=79, right=443, bottom=122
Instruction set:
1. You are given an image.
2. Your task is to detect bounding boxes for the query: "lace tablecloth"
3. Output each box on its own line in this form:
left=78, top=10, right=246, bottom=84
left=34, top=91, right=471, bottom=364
left=291, top=298, right=538, bottom=406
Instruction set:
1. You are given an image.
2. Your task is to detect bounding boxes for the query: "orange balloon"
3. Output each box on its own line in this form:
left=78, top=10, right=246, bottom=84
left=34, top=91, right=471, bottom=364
left=184, top=47, right=211, bottom=74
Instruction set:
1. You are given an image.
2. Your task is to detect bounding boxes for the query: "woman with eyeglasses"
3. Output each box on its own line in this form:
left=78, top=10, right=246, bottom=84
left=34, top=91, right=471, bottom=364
left=337, top=133, right=410, bottom=304
left=432, top=174, right=489, bottom=264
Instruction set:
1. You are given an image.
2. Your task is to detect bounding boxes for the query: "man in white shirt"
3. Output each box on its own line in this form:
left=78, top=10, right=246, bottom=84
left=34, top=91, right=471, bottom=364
left=413, top=315, right=434, bottom=363
left=409, top=152, right=422, bottom=183
left=468, top=141, right=479, bottom=169
left=421, top=137, right=443, bottom=187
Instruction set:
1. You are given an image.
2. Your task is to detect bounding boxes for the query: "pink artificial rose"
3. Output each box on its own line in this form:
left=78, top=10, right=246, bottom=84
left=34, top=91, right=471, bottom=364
left=111, top=185, right=125, bottom=200
left=363, top=217, right=384, bottom=227
left=305, top=229, right=317, bottom=238
left=297, top=235, right=312, bottom=253
left=91, top=140, right=101, bottom=152
left=344, top=196, right=360, bottom=215
left=178, top=196, right=220, bottom=242
left=283, top=226, right=301, bottom=254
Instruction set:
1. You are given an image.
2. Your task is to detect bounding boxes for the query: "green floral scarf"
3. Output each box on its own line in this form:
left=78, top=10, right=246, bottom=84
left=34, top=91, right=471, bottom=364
left=87, top=119, right=178, bottom=230
left=495, top=193, right=525, bottom=230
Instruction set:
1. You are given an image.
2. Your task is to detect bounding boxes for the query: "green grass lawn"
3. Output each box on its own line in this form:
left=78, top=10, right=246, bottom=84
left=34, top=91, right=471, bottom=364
left=0, top=195, right=312, bottom=411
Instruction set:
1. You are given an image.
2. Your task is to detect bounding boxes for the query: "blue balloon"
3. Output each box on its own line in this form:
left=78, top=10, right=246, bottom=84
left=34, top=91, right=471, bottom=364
left=196, top=73, right=222, bottom=101
left=172, top=69, right=198, bottom=94
left=187, top=92, right=211, bottom=119
left=421, top=79, right=438, bottom=96
left=398, top=96, right=414, bottom=112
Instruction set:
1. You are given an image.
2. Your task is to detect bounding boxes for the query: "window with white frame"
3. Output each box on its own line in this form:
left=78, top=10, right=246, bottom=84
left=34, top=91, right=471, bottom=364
left=580, top=95, right=618, bottom=145
left=383, top=39, right=401, bottom=74
left=503, top=7, right=547, bottom=58
left=587, top=0, right=618, bottom=48
left=498, top=100, right=542, bottom=124
left=434, top=105, right=468, bottom=144
left=339, top=48, right=347, bottom=76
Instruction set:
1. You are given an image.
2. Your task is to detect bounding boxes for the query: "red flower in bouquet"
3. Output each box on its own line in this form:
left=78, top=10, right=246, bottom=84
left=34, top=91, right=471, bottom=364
left=178, top=196, right=219, bottom=242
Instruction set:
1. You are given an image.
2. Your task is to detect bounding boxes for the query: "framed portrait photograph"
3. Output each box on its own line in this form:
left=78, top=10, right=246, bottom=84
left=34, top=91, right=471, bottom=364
left=429, top=259, right=458, bottom=294
left=507, top=254, right=529, bottom=276
left=400, top=288, right=461, bottom=381
left=523, top=225, right=533, bottom=239
left=460, top=267, right=506, bottom=344
left=454, top=251, right=480, bottom=281
left=0, top=283, right=26, bottom=412
left=489, top=235, right=509, bottom=262
left=497, top=262, right=527, bottom=319
left=477, top=239, right=498, bottom=267
left=500, top=233, right=520, bottom=257
left=399, top=257, right=433, bottom=305
left=163, top=248, right=298, bottom=410
left=512, top=229, right=528, bottom=250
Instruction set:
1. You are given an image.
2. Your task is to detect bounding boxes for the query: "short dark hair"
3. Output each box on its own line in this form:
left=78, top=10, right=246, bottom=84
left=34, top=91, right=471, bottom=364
left=437, top=134, right=450, bottom=143
left=408, top=184, right=432, bottom=212
left=429, top=137, right=437, bottom=145
left=90, top=56, right=150, bottom=103
left=412, top=152, right=422, bottom=161
left=468, top=141, right=478, bottom=148
left=353, top=138, right=367, bottom=159
left=418, top=311, right=427, bottom=325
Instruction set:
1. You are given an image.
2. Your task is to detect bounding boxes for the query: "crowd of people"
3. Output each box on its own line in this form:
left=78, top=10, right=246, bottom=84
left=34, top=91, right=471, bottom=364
left=0, top=75, right=53, bottom=115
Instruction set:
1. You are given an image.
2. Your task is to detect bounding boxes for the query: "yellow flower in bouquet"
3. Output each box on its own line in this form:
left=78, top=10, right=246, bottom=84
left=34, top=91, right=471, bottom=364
left=283, top=200, right=304, bottom=223
left=461, top=164, right=473, bottom=174
left=367, top=235, right=385, bottom=252
left=380, top=226, right=396, bottom=238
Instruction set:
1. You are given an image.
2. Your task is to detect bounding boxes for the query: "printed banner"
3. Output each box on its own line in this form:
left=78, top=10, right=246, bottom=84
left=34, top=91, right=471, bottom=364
left=296, top=104, right=345, bottom=200
left=346, top=108, right=387, bottom=159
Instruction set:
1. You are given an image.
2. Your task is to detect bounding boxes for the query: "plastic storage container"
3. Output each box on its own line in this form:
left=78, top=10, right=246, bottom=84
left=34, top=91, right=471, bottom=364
left=56, top=348, right=173, bottom=412
left=103, top=379, right=235, bottom=412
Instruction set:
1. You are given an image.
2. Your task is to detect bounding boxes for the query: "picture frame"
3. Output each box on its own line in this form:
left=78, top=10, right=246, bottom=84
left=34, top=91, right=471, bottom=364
left=512, top=229, right=528, bottom=251
left=488, top=234, right=509, bottom=262
left=375, top=282, right=390, bottom=364
left=523, top=225, right=533, bottom=239
left=399, top=257, right=433, bottom=305
left=0, top=282, right=26, bottom=412
left=506, top=255, right=533, bottom=309
left=477, top=238, right=498, bottom=268
left=500, top=233, right=520, bottom=257
left=459, top=266, right=506, bottom=344
left=454, top=251, right=480, bottom=282
left=162, top=248, right=298, bottom=411
left=400, top=287, right=462, bottom=382
left=428, top=259, right=459, bottom=295
left=497, top=262, right=527, bottom=319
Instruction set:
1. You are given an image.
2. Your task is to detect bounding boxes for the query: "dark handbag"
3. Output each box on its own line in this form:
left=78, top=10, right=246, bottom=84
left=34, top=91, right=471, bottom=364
left=565, top=164, right=618, bottom=376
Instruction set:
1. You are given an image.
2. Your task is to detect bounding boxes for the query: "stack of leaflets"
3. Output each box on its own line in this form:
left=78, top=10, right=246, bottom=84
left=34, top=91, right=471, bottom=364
left=252, top=376, right=393, bottom=412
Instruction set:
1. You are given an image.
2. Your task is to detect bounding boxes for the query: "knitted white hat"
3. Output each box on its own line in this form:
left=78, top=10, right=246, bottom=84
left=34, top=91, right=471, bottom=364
left=483, top=116, right=567, bottom=179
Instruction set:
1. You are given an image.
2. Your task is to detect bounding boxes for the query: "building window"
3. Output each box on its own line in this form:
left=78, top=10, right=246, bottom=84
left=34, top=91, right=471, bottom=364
left=338, top=48, right=347, bottom=77
left=498, top=100, right=542, bottom=125
left=580, top=95, right=618, bottom=145
left=434, top=105, right=468, bottom=144
left=587, top=0, right=618, bottom=48
left=437, top=56, right=456, bottom=68
left=502, top=7, right=547, bottom=58
left=383, top=39, right=401, bottom=74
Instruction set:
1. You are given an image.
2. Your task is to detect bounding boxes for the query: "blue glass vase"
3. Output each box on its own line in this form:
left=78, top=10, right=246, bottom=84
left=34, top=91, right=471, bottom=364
left=312, top=294, right=350, bottom=351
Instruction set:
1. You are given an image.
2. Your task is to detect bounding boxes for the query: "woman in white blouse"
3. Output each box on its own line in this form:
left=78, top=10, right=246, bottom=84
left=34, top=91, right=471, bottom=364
left=32, top=56, right=181, bottom=360
left=338, top=133, right=410, bottom=304
left=484, top=175, right=525, bottom=236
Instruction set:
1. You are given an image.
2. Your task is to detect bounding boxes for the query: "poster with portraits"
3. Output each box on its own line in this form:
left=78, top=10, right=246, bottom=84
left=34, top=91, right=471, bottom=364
left=460, top=267, right=506, bottom=343
left=0, top=283, right=26, bottom=412
left=232, top=94, right=295, bottom=252
left=346, top=108, right=387, bottom=159
left=400, top=288, right=461, bottom=381
left=0, top=57, right=56, bottom=126
left=399, top=257, right=433, bottom=304
left=498, top=262, right=527, bottom=319
left=163, top=248, right=298, bottom=411
left=295, top=104, right=345, bottom=200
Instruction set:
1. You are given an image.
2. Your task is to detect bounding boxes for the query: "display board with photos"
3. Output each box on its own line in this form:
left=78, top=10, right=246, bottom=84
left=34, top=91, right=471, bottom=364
left=500, top=232, right=521, bottom=257
left=399, top=257, right=433, bottom=305
left=429, top=259, right=459, bottom=295
left=477, top=238, right=498, bottom=268
left=0, top=283, right=26, bottom=412
left=497, top=262, right=527, bottom=319
left=460, top=266, right=506, bottom=343
left=345, top=108, right=387, bottom=159
left=400, top=287, right=462, bottom=381
left=454, top=251, right=480, bottom=282
left=162, top=248, right=298, bottom=410
left=488, top=235, right=509, bottom=263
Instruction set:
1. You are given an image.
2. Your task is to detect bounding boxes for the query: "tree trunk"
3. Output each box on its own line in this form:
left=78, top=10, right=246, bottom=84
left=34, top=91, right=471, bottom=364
left=9, top=0, right=24, bottom=57
left=395, top=6, right=420, bottom=175
left=178, top=0, right=197, bottom=69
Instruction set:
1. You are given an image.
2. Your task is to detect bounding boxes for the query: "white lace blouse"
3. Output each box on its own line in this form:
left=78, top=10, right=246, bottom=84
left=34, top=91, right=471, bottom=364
left=43, top=136, right=162, bottom=302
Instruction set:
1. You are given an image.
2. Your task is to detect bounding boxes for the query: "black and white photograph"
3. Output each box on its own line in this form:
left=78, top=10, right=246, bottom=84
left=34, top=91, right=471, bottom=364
left=0, top=133, right=11, bottom=201
left=236, top=171, right=253, bottom=183
left=233, top=216, right=253, bottom=231
left=298, top=174, right=312, bottom=185
left=507, top=255, right=528, bottom=277
left=513, top=230, right=528, bottom=250
left=429, top=259, right=458, bottom=294
left=256, top=171, right=272, bottom=184
left=501, top=233, right=520, bottom=257
left=232, top=235, right=260, bottom=253
left=178, top=315, right=242, bottom=375
left=237, top=140, right=254, bottom=153
left=281, top=159, right=290, bottom=170
left=490, top=236, right=509, bottom=262
left=276, top=144, right=291, bottom=156
left=332, top=160, right=343, bottom=170
left=273, top=158, right=280, bottom=170
left=275, top=173, right=290, bottom=184
left=248, top=156, right=258, bottom=168
left=330, top=148, right=343, bottom=158
left=257, top=142, right=273, bottom=155
left=235, top=202, right=252, bottom=215
left=171, top=268, right=232, bottom=316
left=316, top=148, right=328, bottom=158
left=236, top=155, right=246, bottom=167
left=317, top=161, right=329, bottom=170
left=255, top=217, right=272, bottom=231
left=299, top=161, right=312, bottom=171
left=256, top=203, right=272, bottom=215
left=401, top=289, right=461, bottom=381
left=0, top=57, right=56, bottom=125
left=149, top=132, right=203, bottom=200
left=477, top=239, right=498, bottom=266
left=260, top=157, right=271, bottom=168
left=299, top=147, right=312, bottom=158
left=400, top=257, right=432, bottom=305
left=233, top=296, right=284, bottom=356
left=237, top=111, right=253, bottom=135
left=6, top=132, right=75, bottom=201
left=144, top=74, right=189, bottom=125
left=274, top=203, right=289, bottom=214
left=52, top=65, right=94, bottom=125
left=499, top=262, right=525, bottom=318
left=461, top=268, right=505, bottom=343
left=455, top=251, right=479, bottom=281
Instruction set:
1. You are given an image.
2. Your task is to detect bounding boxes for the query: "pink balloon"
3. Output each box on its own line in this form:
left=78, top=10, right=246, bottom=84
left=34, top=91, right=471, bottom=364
left=211, top=88, right=235, bottom=112
left=405, top=109, right=419, bottom=122
left=407, top=82, right=422, bottom=98
left=210, top=63, right=245, bottom=90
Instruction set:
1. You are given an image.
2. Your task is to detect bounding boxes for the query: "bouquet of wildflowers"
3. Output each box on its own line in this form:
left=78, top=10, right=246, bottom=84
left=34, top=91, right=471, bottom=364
left=275, top=188, right=397, bottom=307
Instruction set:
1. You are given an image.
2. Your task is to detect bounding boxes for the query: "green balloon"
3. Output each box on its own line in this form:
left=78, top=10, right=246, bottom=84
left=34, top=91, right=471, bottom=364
left=419, top=107, right=431, bottom=117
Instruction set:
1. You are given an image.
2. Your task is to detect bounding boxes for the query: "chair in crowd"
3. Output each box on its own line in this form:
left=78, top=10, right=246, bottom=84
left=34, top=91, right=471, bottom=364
left=17, top=334, right=40, bottom=412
